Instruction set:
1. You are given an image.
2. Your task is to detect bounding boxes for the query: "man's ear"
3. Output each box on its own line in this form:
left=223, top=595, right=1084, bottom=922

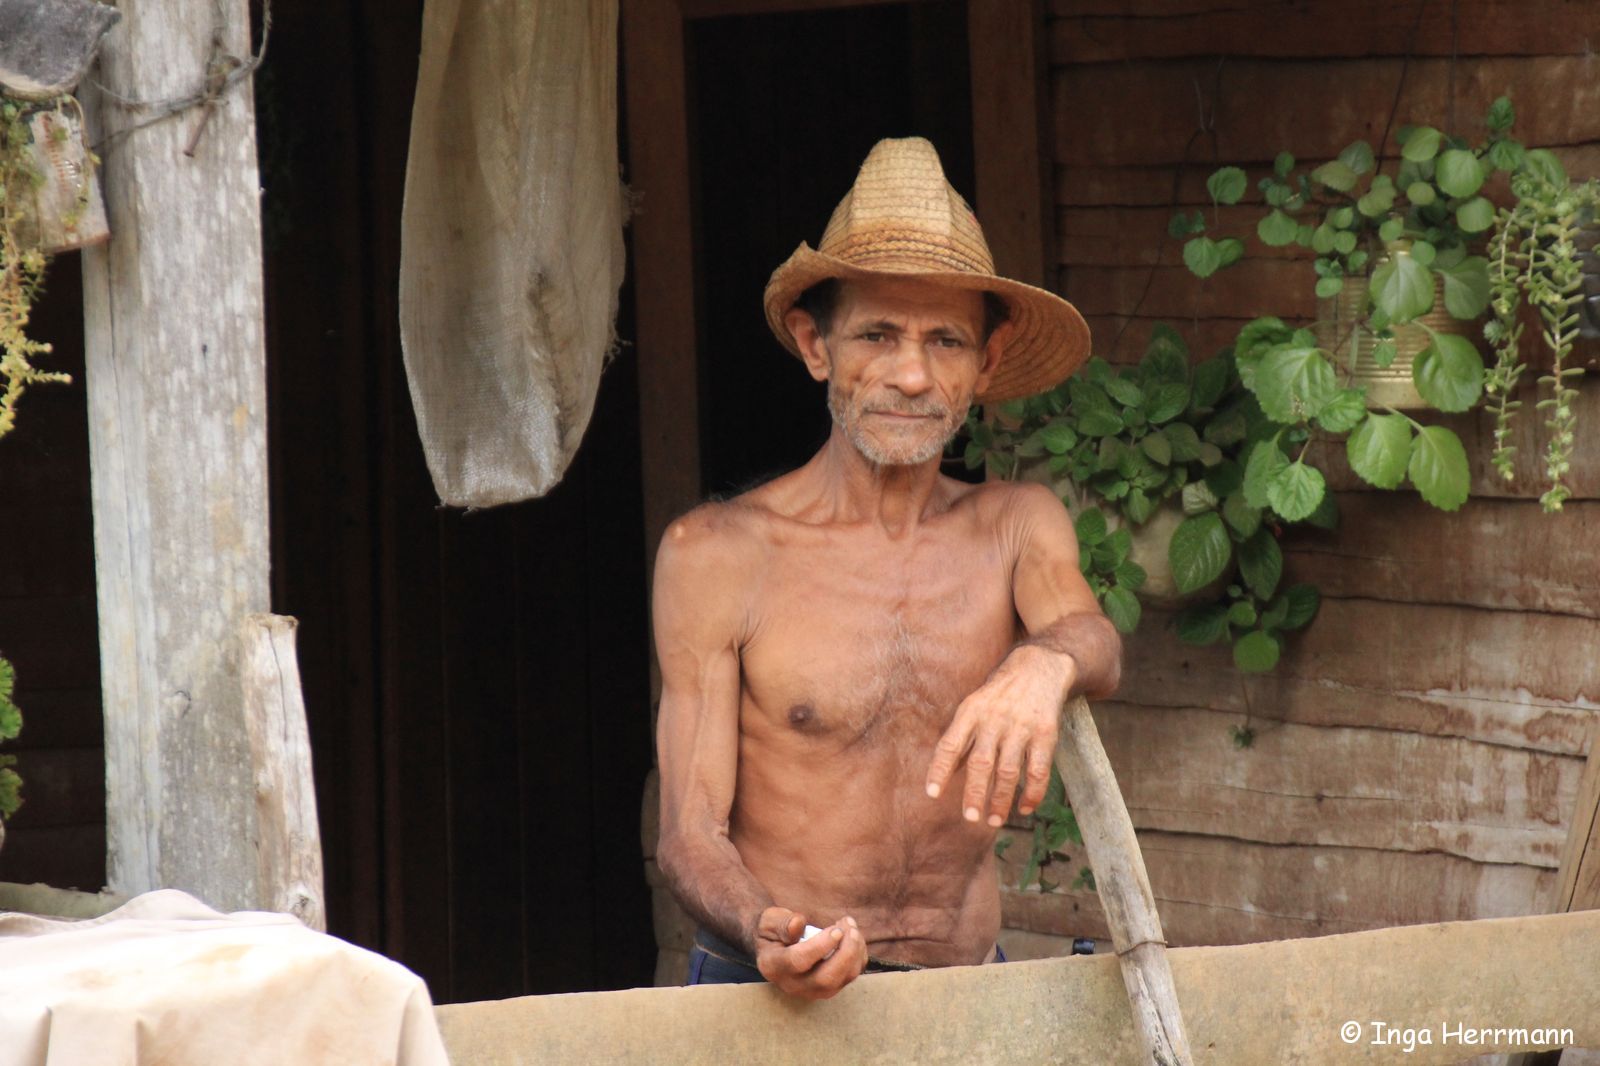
left=973, top=318, right=1014, bottom=396
left=784, top=308, right=832, bottom=383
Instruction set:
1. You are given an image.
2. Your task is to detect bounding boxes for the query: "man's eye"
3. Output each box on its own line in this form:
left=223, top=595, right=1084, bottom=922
left=862, top=331, right=887, bottom=343
left=937, top=337, right=964, bottom=348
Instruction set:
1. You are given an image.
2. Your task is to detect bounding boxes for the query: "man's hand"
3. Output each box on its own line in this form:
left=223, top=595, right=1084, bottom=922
left=924, top=642, right=1076, bottom=827
left=753, top=906, right=868, bottom=1000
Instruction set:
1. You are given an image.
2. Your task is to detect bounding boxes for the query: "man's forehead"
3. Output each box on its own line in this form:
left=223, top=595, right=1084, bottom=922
left=834, top=277, right=986, bottom=328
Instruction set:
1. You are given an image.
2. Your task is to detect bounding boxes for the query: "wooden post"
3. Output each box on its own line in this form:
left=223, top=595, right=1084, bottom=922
left=1055, top=695, right=1194, bottom=1066
left=241, top=614, right=325, bottom=930
left=79, top=0, right=271, bottom=911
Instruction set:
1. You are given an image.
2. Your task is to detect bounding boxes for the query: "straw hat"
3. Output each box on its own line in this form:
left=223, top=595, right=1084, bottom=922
left=763, top=137, right=1091, bottom=404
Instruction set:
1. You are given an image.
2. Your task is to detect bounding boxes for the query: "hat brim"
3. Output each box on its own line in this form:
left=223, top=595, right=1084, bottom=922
left=762, top=243, right=1092, bottom=405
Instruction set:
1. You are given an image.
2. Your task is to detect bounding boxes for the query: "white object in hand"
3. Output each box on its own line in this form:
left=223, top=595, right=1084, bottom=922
left=800, top=924, right=824, bottom=942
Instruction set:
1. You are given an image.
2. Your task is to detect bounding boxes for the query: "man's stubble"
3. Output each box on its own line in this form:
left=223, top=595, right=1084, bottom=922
left=826, top=377, right=968, bottom=468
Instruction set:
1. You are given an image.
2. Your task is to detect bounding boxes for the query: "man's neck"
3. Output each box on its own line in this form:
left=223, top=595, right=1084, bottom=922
left=798, top=426, right=951, bottom=535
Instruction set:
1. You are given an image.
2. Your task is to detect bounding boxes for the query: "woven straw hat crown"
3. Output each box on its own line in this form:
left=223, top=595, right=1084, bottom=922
left=763, top=137, right=1090, bottom=404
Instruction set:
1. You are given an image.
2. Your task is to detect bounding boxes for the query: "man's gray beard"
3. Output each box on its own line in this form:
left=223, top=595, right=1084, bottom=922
left=827, top=382, right=964, bottom=467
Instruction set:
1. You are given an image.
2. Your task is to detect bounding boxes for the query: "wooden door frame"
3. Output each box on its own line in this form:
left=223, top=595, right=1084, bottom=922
left=622, top=0, right=1054, bottom=592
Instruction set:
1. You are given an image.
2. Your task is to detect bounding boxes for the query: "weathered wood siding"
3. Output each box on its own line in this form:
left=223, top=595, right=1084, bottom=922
left=1002, top=0, right=1600, bottom=949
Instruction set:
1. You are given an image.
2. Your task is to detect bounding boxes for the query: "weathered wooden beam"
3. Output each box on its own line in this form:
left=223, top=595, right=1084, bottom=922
left=240, top=613, right=325, bottom=930
left=79, top=0, right=270, bottom=910
left=436, top=908, right=1600, bottom=1065
left=1054, top=695, right=1194, bottom=1066
left=969, top=0, right=1054, bottom=291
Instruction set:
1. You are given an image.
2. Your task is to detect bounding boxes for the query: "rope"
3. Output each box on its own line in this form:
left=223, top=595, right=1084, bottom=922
left=89, top=0, right=272, bottom=156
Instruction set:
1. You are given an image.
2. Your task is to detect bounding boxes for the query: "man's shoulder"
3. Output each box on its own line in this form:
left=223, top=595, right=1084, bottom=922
left=952, top=477, right=1061, bottom=523
left=655, top=498, right=767, bottom=579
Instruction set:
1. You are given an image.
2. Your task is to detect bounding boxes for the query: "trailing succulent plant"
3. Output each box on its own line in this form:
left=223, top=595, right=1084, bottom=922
left=1484, top=153, right=1600, bottom=512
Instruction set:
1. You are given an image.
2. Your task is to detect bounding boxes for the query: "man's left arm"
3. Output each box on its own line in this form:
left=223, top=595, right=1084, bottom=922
left=925, top=482, right=1122, bottom=827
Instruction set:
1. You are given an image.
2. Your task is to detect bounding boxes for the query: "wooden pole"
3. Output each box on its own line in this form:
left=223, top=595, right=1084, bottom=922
left=1055, top=695, right=1194, bottom=1066
left=241, top=614, right=325, bottom=930
left=79, top=0, right=271, bottom=910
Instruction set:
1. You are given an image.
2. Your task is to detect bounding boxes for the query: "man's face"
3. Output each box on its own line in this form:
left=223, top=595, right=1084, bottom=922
left=805, top=277, right=1002, bottom=467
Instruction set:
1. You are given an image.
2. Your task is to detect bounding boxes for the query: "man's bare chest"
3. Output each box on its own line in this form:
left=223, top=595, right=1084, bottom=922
left=738, top=535, right=1018, bottom=746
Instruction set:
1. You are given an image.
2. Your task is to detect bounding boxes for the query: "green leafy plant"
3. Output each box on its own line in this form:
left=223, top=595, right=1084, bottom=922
left=962, top=325, right=1327, bottom=672
left=1177, top=99, right=1522, bottom=332
left=1002, top=764, right=1094, bottom=893
left=0, top=94, right=75, bottom=440
left=0, top=657, right=22, bottom=820
left=1484, top=154, right=1600, bottom=512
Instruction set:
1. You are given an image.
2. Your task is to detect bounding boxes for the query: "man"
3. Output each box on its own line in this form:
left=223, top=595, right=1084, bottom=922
left=652, top=138, right=1121, bottom=999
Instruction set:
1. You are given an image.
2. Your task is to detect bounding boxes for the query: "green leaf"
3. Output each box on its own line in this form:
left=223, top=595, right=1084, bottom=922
left=1253, top=345, right=1338, bottom=424
left=1413, top=334, right=1485, bottom=413
left=0, top=657, right=18, bottom=741
left=1267, top=461, right=1327, bottom=522
left=1410, top=241, right=1436, bottom=268
left=1408, top=425, right=1471, bottom=511
left=1169, top=513, right=1232, bottom=594
left=1182, top=480, right=1220, bottom=515
left=1038, top=422, right=1079, bottom=454
left=1222, top=491, right=1262, bottom=539
left=1227, top=600, right=1258, bottom=628
left=1280, top=584, right=1321, bottom=630
left=1078, top=408, right=1125, bottom=437
left=1184, top=236, right=1225, bottom=278
left=1233, top=630, right=1282, bottom=672
left=1436, top=255, right=1490, bottom=319
left=1346, top=412, right=1412, bottom=489
left=1357, top=184, right=1396, bottom=218
left=1524, top=148, right=1567, bottom=186
left=1207, top=166, right=1248, bottom=205
left=1378, top=217, right=1406, bottom=242
left=1370, top=254, right=1435, bottom=322
left=1435, top=149, right=1485, bottom=198
left=1332, top=230, right=1358, bottom=255
left=1164, top=422, right=1204, bottom=462
left=1305, top=490, right=1340, bottom=530
left=1274, top=151, right=1295, bottom=176
left=1338, top=140, right=1375, bottom=176
left=1145, top=382, right=1190, bottom=423
left=1329, top=206, right=1355, bottom=229
left=1141, top=326, right=1190, bottom=380
left=1140, top=432, right=1172, bottom=467
left=1316, top=388, right=1368, bottom=433
left=1257, top=209, right=1299, bottom=247
left=1204, top=459, right=1245, bottom=499
left=1486, top=95, right=1514, bottom=133
left=1455, top=196, right=1494, bottom=233
left=1401, top=126, right=1442, bottom=162
left=1105, top=376, right=1144, bottom=407
left=1311, top=224, right=1336, bottom=254
left=1311, top=160, right=1358, bottom=193
left=1114, top=560, right=1147, bottom=592
left=1487, top=138, right=1525, bottom=172
left=1314, top=276, right=1344, bottom=300
left=1243, top=440, right=1289, bottom=509
left=1074, top=507, right=1108, bottom=547
left=1237, top=529, right=1283, bottom=599
left=1168, top=210, right=1206, bottom=238
left=1372, top=339, right=1398, bottom=368
left=1190, top=358, right=1231, bottom=410
left=1123, top=488, right=1156, bottom=526
left=1103, top=586, right=1142, bottom=634
left=1175, top=603, right=1230, bottom=645
left=1406, top=181, right=1437, bottom=206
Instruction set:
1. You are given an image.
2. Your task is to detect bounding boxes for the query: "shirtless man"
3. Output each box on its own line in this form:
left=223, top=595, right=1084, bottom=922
left=652, top=138, right=1121, bottom=999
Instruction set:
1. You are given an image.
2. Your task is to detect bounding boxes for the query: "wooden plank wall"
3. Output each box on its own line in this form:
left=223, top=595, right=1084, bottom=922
left=1001, top=0, right=1600, bottom=949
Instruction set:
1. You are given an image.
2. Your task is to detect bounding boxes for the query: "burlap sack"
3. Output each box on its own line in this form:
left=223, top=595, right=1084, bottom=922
left=400, top=0, right=624, bottom=507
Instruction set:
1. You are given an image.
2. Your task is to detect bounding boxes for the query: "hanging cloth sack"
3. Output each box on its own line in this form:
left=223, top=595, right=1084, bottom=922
left=400, top=0, right=624, bottom=507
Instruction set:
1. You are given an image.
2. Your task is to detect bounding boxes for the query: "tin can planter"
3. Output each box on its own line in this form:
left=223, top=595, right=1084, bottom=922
left=4, top=96, right=109, bottom=254
left=1314, top=243, right=1477, bottom=410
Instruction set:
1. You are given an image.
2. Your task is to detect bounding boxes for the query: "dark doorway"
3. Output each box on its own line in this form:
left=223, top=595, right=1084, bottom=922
left=686, top=1, right=976, bottom=497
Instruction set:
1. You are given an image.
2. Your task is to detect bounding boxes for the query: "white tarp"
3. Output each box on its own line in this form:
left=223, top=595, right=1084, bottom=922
left=400, top=0, right=625, bottom=507
left=0, top=889, right=449, bottom=1066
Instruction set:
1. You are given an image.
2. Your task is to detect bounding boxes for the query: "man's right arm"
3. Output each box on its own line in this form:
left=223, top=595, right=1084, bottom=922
left=652, top=507, right=866, bottom=997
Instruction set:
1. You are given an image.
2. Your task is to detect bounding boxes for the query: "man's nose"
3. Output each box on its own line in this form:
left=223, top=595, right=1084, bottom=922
left=883, top=338, right=934, bottom=395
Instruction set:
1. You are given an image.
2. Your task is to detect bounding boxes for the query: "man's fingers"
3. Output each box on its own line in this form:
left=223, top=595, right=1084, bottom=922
left=1018, top=738, right=1054, bottom=815
left=806, top=920, right=867, bottom=998
left=960, top=724, right=1002, bottom=823
left=757, top=907, right=805, bottom=946
left=986, top=731, right=1030, bottom=827
left=788, top=923, right=846, bottom=973
left=925, top=708, right=976, bottom=799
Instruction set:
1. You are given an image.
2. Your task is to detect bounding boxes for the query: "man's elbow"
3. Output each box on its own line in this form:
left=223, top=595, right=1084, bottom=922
left=1084, top=615, right=1122, bottom=701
